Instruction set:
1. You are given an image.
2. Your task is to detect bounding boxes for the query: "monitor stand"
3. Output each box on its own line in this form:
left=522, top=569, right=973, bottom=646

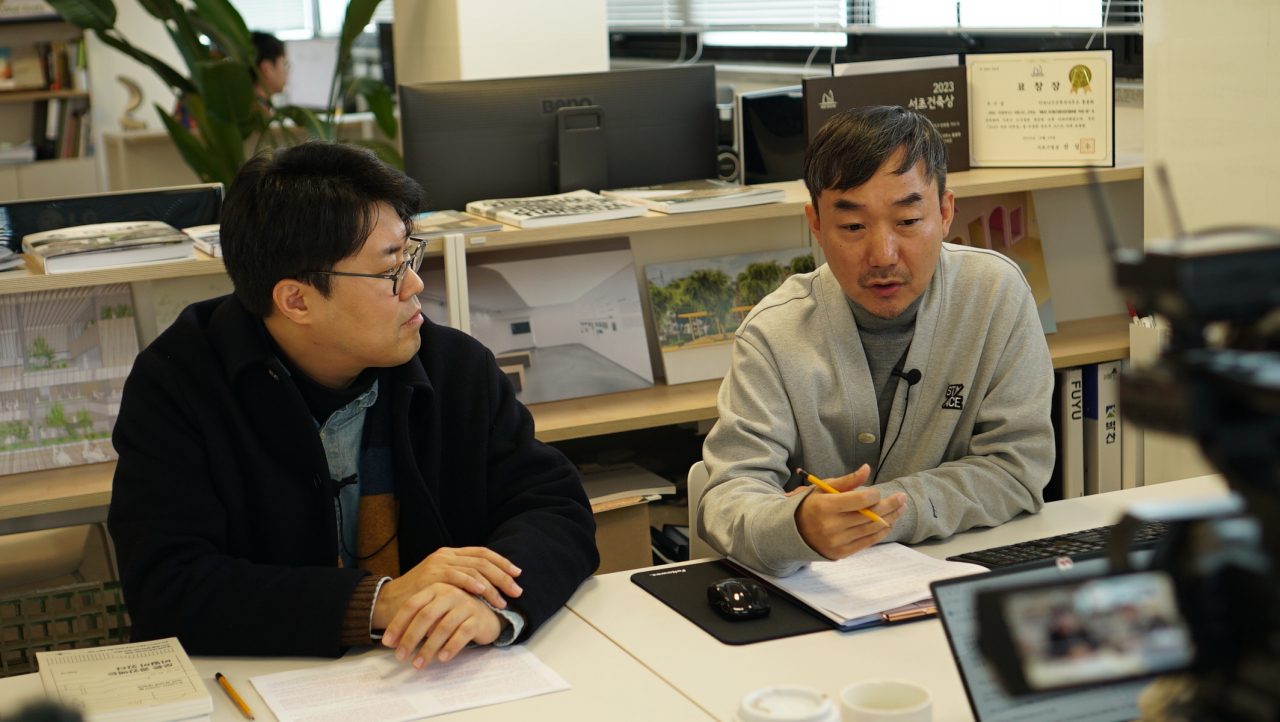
left=556, top=105, right=607, bottom=193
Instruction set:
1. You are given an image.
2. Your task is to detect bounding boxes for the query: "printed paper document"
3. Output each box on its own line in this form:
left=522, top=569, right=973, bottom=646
left=250, top=646, right=570, bottom=722
left=748, top=542, right=986, bottom=623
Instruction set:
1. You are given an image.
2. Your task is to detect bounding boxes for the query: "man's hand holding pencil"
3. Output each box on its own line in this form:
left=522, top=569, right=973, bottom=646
left=792, top=464, right=907, bottom=560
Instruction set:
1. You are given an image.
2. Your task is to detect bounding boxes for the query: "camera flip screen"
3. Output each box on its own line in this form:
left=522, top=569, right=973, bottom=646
left=1002, top=571, right=1194, bottom=691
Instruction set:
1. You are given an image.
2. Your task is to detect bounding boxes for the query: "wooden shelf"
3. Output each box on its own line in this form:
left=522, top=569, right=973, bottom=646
left=530, top=378, right=722, bottom=443
left=0, top=314, right=1130, bottom=524
left=1046, top=313, right=1132, bottom=369
left=529, top=313, right=1132, bottom=443
left=0, top=89, right=89, bottom=103
left=0, top=159, right=1141, bottom=296
left=459, top=155, right=1144, bottom=253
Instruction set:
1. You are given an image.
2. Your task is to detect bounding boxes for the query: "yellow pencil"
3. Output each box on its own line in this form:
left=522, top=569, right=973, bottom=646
left=796, top=467, right=887, bottom=527
left=215, top=672, right=255, bottom=720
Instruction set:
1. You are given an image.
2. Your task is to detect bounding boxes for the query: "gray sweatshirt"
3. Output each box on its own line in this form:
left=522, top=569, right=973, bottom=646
left=699, top=243, right=1055, bottom=576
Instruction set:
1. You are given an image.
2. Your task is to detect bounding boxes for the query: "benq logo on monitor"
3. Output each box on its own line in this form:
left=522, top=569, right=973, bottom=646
left=541, top=97, right=594, bottom=114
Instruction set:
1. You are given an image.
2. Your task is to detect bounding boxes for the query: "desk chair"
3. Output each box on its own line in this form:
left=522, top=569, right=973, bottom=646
left=0, top=526, right=91, bottom=591
left=686, top=461, right=722, bottom=561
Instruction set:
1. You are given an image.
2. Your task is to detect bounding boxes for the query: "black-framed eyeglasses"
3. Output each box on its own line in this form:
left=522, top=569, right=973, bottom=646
left=304, top=238, right=426, bottom=296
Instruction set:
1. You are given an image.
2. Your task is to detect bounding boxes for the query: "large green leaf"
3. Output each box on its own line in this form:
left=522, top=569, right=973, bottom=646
left=45, top=0, right=116, bottom=30
left=193, top=60, right=256, bottom=132
left=344, top=77, right=397, bottom=140
left=135, top=0, right=176, bottom=21
left=274, top=105, right=330, bottom=140
left=165, top=10, right=211, bottom=75
left=155, top=102, right=226, bottom=185
left=95, top=29, right=196, bottom=94
left=338, top=0, right=383, bottom=71
left=191, top=0, right=253, bottom=62
left=184, top=93, right=244, bottom=181
left=186, top=13, right=249, bottom=67
left=346, top=138, right=403, bottom=170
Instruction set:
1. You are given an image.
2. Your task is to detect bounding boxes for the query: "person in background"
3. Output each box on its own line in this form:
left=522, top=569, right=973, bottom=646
left=251, top=31, right=289, bottom=107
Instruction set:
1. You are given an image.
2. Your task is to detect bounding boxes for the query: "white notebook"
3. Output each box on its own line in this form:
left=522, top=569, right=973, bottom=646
left=740, top=543, right=987, bottom=628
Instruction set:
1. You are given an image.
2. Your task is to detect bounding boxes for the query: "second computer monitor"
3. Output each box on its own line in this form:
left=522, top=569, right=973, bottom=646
left=400, top=66, right=718, bottom=212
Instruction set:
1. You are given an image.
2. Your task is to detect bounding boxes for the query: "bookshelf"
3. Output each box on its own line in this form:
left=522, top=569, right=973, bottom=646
left=0, top=89, right=89, bottom=103
left=1, top=158, right=1141, bottom=297
left=0, top=19, right=99, bottom=202
left=0, top=162, right=1143, bottom=531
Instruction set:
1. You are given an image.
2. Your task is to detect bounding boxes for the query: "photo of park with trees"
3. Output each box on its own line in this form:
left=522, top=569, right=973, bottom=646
left=646, top=247, right=814, bottom=385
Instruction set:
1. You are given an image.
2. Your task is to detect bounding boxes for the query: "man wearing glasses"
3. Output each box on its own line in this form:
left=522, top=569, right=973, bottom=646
left=108, top=141, right=599, bottom=668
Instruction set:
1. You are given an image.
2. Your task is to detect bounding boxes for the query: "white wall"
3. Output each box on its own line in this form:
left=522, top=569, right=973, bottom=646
left=393, top=0, right=609, bottom=84
left=86, top=3, right=184, bottom=189
left=1145, top=0, right=1280, bottom=238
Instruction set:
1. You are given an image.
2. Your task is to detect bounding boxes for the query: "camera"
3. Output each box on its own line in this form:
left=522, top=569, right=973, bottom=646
left=977, top=172, right=1280, bottom=722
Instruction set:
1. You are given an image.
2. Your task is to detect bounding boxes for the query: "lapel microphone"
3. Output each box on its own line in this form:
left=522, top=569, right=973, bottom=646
left=332, top=474, right=358, bottom=498
left=891, top=367, right=923, bottom=386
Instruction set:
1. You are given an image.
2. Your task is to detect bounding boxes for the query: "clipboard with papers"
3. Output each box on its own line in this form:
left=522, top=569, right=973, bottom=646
left=631, top=543, right=986, bottom=644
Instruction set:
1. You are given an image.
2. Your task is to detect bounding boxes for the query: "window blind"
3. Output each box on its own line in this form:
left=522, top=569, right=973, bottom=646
left=607, top=0, right=848, bottom=29
left=229, top=0, right=312, bottom=40
left=609, top=0, right=1141, bottom=30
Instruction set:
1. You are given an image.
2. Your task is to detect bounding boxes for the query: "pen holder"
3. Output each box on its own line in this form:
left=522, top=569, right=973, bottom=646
left=1129, top=323, right=1168, bottom=370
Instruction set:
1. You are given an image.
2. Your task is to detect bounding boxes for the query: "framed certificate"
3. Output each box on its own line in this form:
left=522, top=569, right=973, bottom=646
left=966, top=49, right=1114, bottom=167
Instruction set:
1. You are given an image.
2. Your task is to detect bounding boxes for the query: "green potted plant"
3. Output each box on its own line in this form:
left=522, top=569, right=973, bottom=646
left=46, top=0, right=400, bottom=186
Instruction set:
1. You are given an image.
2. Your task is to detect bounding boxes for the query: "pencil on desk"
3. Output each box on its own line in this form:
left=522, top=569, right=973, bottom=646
left=795, top=468, right=887, bottom=527
left=216, top=672, right=255, bottom=720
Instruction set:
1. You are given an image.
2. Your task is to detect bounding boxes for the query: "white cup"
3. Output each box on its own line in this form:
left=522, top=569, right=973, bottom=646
left=736, top=685, right=841, bottom=722
left=839, top=680, right=932, bottom=722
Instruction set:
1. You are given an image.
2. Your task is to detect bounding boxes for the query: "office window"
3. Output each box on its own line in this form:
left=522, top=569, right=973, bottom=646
left=317, top=0, right=394, bottom=38
left=229, top=0, right=313, bottom=40
left=607, top=0, right=849, bottom=29
left=609, top=0, right=1140, bottom=30
left=511, top=321, right=532, bottom=335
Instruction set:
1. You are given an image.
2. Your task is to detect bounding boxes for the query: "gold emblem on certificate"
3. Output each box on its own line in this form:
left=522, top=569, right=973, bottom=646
left=1069, top=65, right=1092, bottom=94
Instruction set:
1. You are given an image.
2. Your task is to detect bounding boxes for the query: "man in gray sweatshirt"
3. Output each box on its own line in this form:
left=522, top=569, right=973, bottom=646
left=699, top=106, right=1055, bottom=576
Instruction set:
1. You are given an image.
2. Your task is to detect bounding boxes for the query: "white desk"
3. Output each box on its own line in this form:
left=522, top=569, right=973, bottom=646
left=0, top=477, right=1228, bottom=721
left=566, top=476, right=1230, bottom=722
left=0, top=607, right=715, bottom=722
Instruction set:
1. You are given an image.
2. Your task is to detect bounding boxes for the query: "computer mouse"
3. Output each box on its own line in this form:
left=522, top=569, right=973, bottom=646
left=708, top=578, right=771, bottom=621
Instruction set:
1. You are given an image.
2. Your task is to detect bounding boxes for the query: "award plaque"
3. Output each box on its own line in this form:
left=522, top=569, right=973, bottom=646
left=966, top=49, right=1114, bottom=167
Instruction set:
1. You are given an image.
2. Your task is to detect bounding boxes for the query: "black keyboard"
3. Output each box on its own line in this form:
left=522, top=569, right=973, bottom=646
left=946, top=521, right=1171, bottom=568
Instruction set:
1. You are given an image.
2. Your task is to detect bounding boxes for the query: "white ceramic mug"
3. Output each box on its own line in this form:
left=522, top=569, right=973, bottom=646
left=736, top=685, right=842, bottom=722
left=839, top=680, right=932, bottom=722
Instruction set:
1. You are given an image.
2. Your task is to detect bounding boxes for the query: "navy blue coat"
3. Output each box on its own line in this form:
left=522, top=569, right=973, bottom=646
left=108, top=294, right=598, bottom=657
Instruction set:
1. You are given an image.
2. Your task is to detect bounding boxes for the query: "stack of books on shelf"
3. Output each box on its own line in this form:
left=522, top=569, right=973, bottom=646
left=1051, top=361, right=1125, bottom=500
left=183, top=224, right=221, bottom=257
left=601, top=179, right=785, bottom=214
left=0, top=38, right=94, bottom=160
left=0, top=244, right=26, bottom=275
left=23, top=220, right=195, bottom=274
left=411, top=209, right=503, bottom=238
left=466, top=189, right=647, bottom=229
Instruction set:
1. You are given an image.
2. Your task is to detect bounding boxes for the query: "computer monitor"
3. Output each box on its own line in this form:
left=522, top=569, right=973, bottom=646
left=736, top=85, right=805, bottom=186
left=399, top=66, right=718, bottom=212
left=0, top=183, right=223, bottom=253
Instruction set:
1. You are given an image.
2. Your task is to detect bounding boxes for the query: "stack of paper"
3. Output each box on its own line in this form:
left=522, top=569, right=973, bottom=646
left=37, top=638, right=212, bottom=722
left=251, top=646, right=570, bottom=722
left=579, top=463, right=676, bottom=506
left=746, top=543, right=987, bottom=629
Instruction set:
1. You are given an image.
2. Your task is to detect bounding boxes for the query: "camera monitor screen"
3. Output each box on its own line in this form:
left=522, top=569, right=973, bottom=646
left=999, top=571, right=1195, bottom=691
left=932, top=555, right=1158, bottom=722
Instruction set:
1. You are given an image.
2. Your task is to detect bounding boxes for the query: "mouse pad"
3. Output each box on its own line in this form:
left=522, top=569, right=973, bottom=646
left=631, top=560, right=834, bottom=645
